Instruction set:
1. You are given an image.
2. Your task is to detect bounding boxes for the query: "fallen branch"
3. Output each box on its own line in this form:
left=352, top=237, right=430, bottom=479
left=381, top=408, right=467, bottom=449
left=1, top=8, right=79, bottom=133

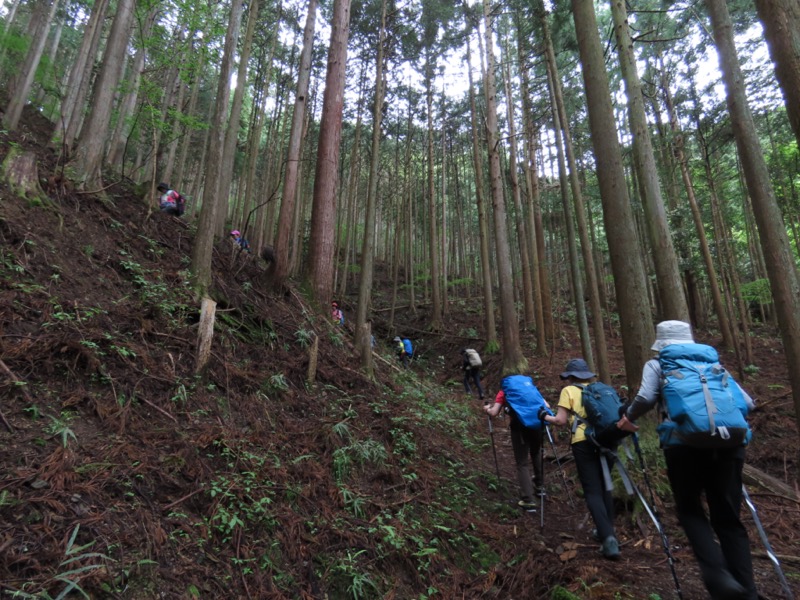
left=743, top=463, right=798, bottom=501
left=752, top=551, right=800, bottom=565
left=140, top=397, right=178, bottom=424
left=162, top=487, right=204, bottom=511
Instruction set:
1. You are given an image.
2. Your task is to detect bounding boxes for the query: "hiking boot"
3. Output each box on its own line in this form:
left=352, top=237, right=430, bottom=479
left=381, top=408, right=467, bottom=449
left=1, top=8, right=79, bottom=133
left=517, top=499, right=537, bottom=512
left=703, top=570, right=748, bottom=600
left=601, top=536, right=620, bottom=560
left=591, top=528, right=600, bottom=541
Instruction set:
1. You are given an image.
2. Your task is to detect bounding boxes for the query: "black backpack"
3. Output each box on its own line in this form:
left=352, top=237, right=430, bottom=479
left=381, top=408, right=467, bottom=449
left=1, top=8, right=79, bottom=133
left=174, top=192, right=186, bottom=215
left=575, top=382, right=630, bottom=447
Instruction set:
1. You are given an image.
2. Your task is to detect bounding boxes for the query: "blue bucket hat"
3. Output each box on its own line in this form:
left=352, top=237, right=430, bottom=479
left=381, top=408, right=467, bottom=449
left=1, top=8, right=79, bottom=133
left=560, top=358, right=595, bottom=380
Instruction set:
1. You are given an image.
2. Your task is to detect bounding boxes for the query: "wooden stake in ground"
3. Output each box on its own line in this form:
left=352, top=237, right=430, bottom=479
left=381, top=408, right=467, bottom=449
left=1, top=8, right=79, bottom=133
left=196, top=297, right=217, bottom=373
left=307, top=335, right=319, bottom=385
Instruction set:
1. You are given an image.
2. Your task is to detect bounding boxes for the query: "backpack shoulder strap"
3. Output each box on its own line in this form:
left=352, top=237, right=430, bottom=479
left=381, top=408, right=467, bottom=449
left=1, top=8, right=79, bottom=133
left=566, top=384, right=588, bottom=433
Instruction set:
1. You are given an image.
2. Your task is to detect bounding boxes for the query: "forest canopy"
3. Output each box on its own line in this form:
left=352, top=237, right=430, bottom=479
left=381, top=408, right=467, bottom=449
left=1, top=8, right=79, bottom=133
left=1, top=0, right=799, bottom=425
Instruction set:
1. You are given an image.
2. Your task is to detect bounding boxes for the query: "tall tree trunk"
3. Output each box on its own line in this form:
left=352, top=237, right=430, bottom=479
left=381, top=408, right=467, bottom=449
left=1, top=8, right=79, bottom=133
left=541, top=7, right=608, bottom=380
left=173, top=62, right=203, bottom=192
left=707, top=0, right=800, bottom=441
left=4, top=0, right=22, bottom=26
left=4, top=0, right=60, bottom=131
left=661, top=71, right=735, bottom=350
left=248, top=18, right=280, bottom=251
left=518, top=27, right=547, bottom=353
left=441, top=118, right=449, bottom=316
left=483, top=0, right=525, bottom=373
left=337, top=76, right=364, bottom=297
left=355, top=0, right=387, bottom=355
left=707, top=159, right=750, bottom=366
left=189, top=0, right=245, bottom=294
left=571, top=0, right=652, bottom=392
left=216, top=0, right=261, bottom=239
left=304, top=0, right=351, bottom=306
left=34, top=5, right=63, bottom=106
left=502, top=53, right=535, bottom=330
left=544, top=49, right=593, bottom=369
left=70, top=0, right=134, bottom=190
left=144, top=53, right=180, bottom=194
left=755, top=0, right=800, bottom=148
left=424, top=54, right=443, bottom=331
left=55, top=0, right=109, bottom=154
left=609, top=0, right=688, bottom=323
left=162, top=77, right=186, bottom=185
left=466, top=28, right=497, bottom=348
left=287, top=92, right=308, bottom=274
left=107, top=5, right=159, bottom=170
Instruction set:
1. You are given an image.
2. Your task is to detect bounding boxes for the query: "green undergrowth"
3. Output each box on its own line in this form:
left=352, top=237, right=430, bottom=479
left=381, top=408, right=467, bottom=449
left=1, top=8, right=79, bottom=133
left=307, top=374, right=504, bottom=598
left=0, top=213, right=610, bottom=597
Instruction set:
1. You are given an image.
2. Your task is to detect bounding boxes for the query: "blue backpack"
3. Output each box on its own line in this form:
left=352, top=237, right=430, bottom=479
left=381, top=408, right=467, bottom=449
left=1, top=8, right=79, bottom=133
left=402, top=339, right=413, bottom=356
left=657, top=343, right=751, bottom=448
left=576, top=382, right=630, bottom=447
left=502, top=375, right=550, bottom=430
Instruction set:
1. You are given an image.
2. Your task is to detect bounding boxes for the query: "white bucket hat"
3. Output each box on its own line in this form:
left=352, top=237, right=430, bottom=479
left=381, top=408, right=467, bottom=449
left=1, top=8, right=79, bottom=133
left=651, top=320, right=694, bottom=351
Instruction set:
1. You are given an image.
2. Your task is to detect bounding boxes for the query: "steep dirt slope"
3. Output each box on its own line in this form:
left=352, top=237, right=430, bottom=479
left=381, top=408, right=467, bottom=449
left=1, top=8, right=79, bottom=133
left=0, top=106, right=798, bottom=600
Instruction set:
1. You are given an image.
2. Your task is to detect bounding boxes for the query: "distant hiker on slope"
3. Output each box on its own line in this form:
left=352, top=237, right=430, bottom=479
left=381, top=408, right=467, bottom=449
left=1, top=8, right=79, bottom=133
left=393, top=337, right=409, bottom=369
left=230, top=230, right=250, bottom=252
left=541, top=358, right=622, bottom=560
left=484, top=372, right=549, bottom=512
left=617, top=321, right=758, bottom=598
left=331, top=301, right=344, bottom=325
left=402, top=337, right=413, bottom=361
left=156, top=183, right=186, bottom=216
left=461, top=348, right=485, bottom=400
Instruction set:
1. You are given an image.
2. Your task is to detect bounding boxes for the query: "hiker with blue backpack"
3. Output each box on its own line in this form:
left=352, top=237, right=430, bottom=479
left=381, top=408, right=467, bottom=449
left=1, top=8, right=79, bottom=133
left=617, top=320, right=758, bottom=600
left=484, top=372, right=549, bottom=512
left=393, top=337, right=410, bottom=369
left=402, top=338, right=413, bottom=361
left=541, top=358, right=622, bottom=560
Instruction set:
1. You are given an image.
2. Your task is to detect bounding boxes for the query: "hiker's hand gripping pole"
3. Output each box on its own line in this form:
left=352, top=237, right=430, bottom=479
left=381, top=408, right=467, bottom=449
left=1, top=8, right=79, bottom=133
left=483, top=403, right=502, bottom=482
left=543, top=423, right=575, bottom=508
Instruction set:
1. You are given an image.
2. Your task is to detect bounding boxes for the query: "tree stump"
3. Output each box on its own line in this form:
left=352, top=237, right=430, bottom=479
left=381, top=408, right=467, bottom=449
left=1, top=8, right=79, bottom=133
left=2, top=147, right=47, bottom=205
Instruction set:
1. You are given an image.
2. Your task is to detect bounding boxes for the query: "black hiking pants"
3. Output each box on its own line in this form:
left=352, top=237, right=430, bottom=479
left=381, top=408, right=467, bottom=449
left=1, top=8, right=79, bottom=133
left=572, top=440, right=616, bottom=542
left=510, top=425, right=543, bottom=503
left=463, top=367, right=484, bottom=400
left=664, top=445, right=757, bottom=599
left=160, top=204, right=181, bottom=216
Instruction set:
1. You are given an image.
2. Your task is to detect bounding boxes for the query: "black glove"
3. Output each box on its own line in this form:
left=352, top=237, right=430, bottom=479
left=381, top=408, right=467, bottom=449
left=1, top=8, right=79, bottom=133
left=537, top=407, right=549, bottom=422
left=618, top=398, right=630, bottom=418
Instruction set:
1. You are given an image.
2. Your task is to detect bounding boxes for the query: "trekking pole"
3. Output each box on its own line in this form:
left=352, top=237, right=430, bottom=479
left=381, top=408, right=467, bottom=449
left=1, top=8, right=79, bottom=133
left=618, top=441, right=683, bottom=600
left=742, top=485, right=793, bottom=599
left=543, top=424, right=575, bottom=508
left=539, top=428, right=545, bottom=531
left=487, top=415, right=501, bottom=481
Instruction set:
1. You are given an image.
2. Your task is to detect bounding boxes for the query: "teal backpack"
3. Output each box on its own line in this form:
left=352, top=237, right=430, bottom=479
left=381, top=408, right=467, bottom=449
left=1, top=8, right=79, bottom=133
left=575, top=382, right=630, bottom=447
